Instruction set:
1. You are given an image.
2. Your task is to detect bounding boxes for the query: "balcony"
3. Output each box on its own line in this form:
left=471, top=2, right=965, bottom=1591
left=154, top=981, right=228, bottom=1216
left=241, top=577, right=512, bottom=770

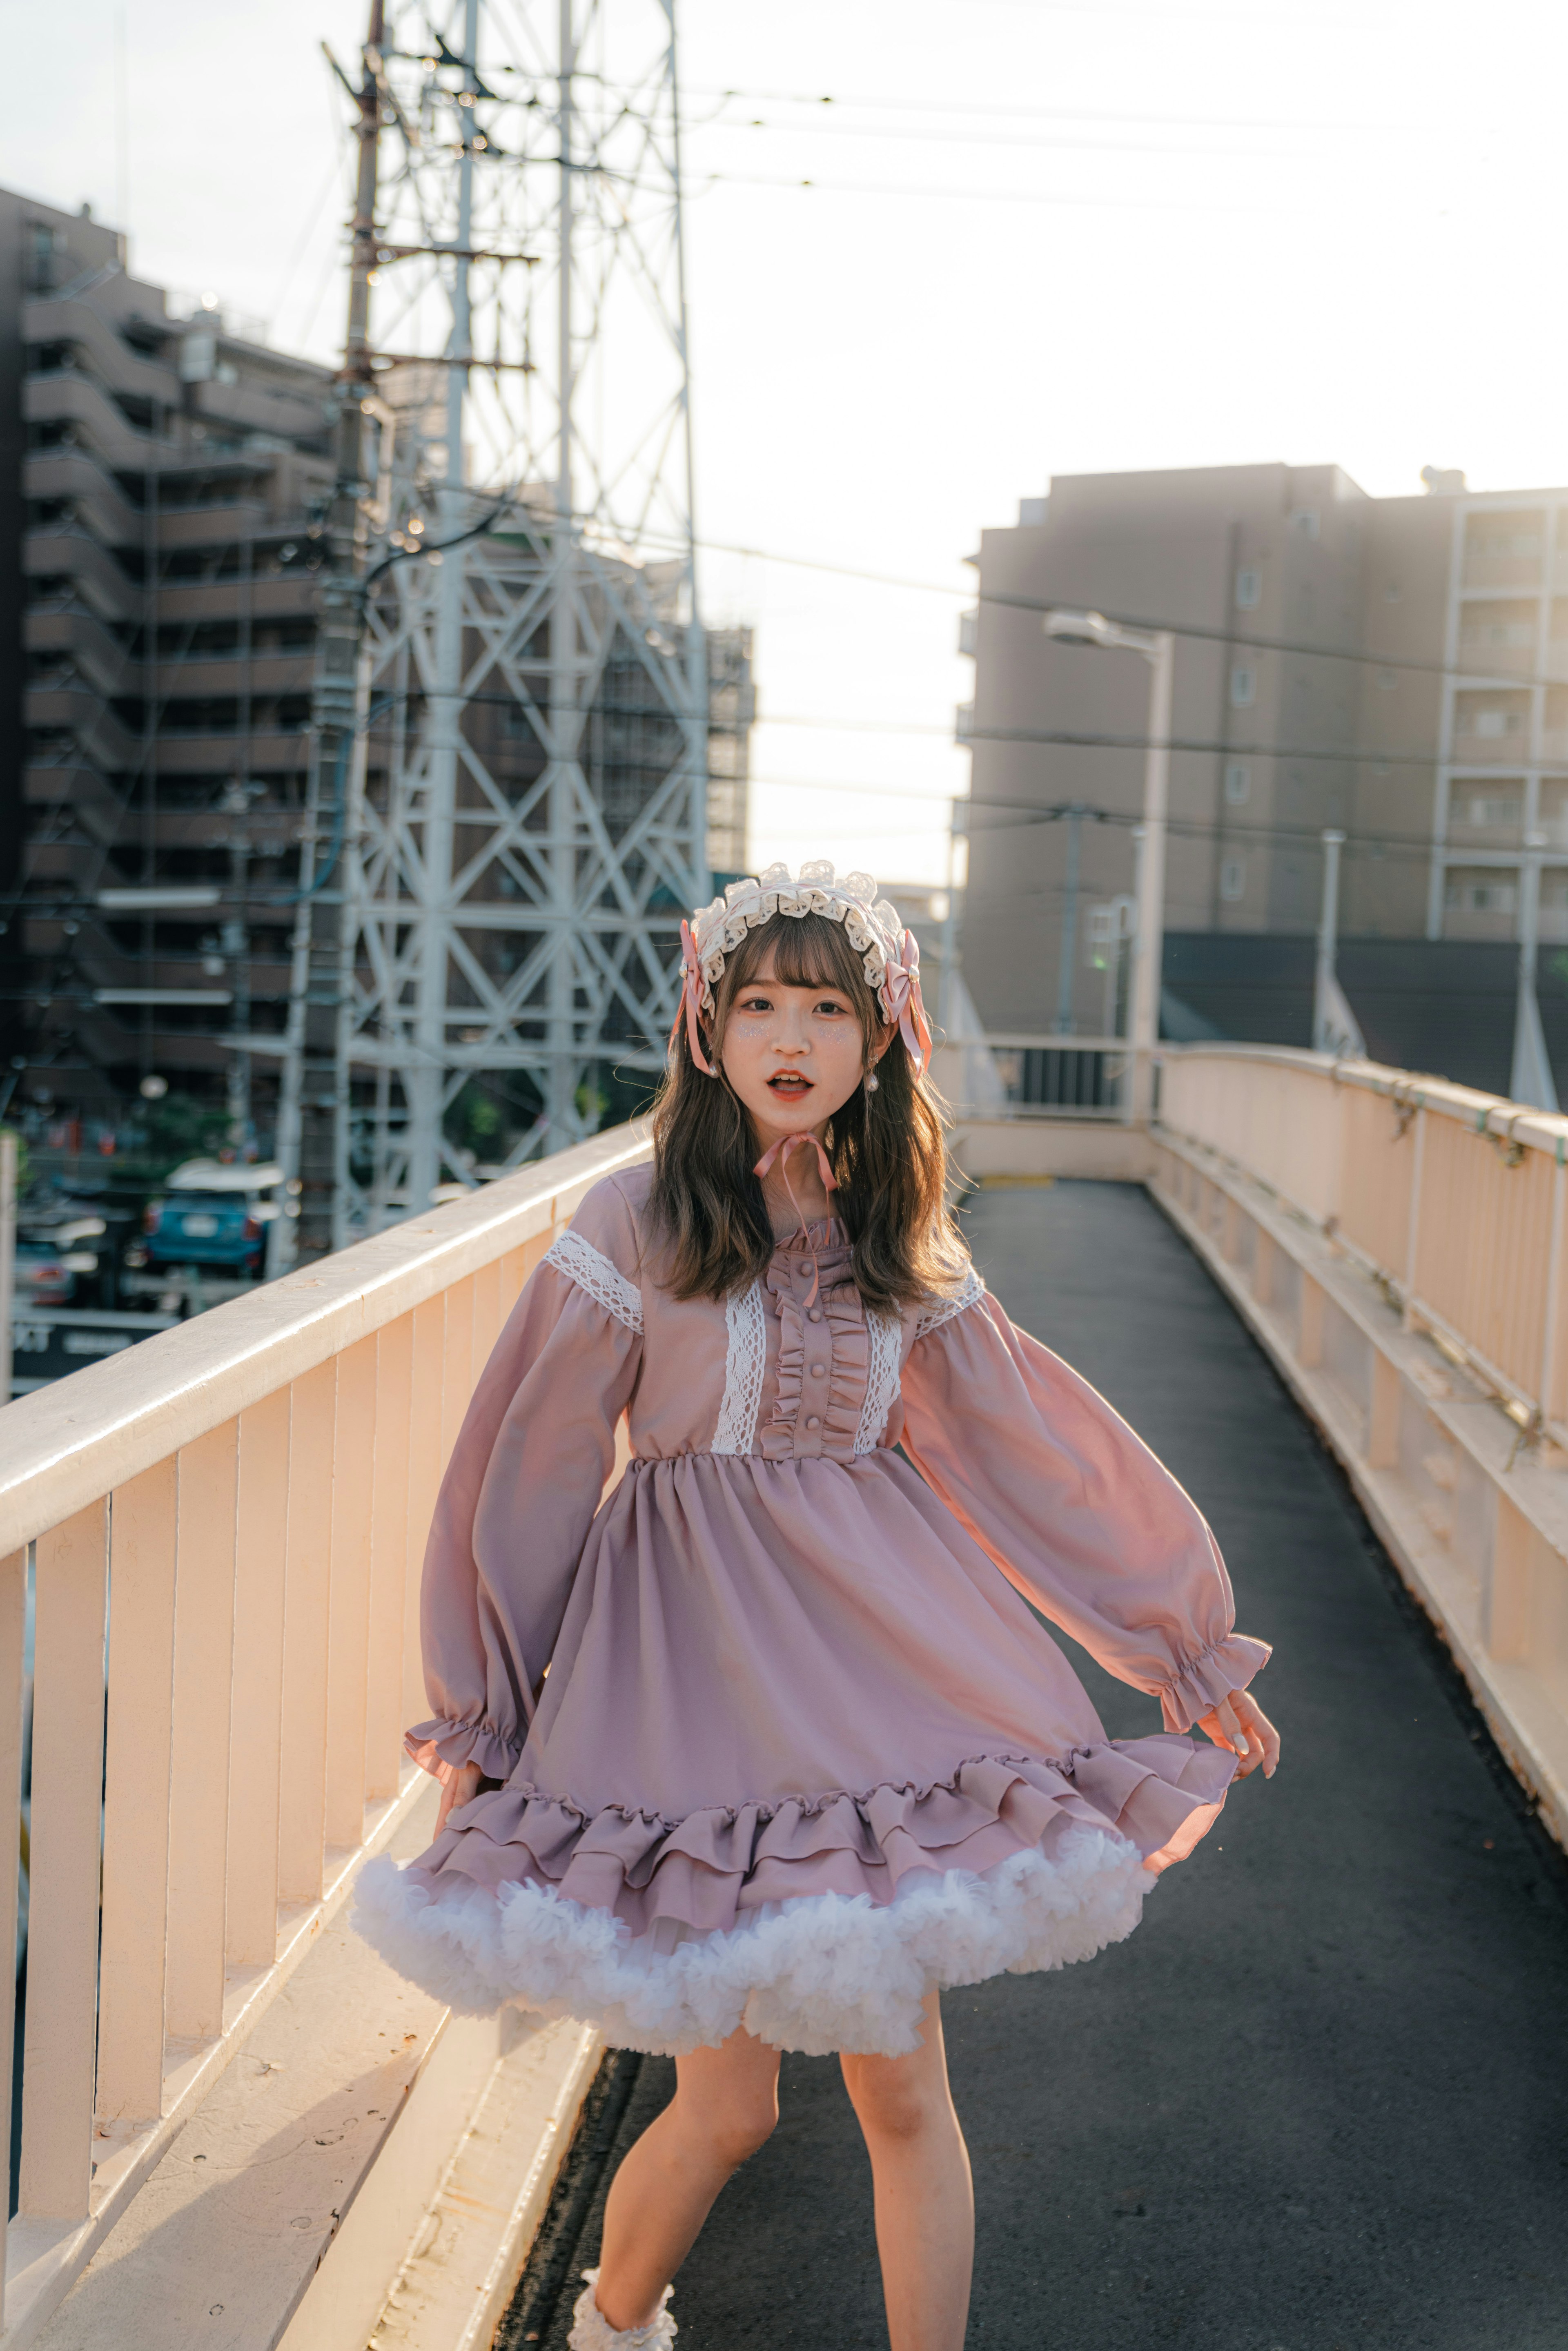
left=22, top=370, right=164, bottom=473
left=24, top=608, right=139, bottom=701
left=23, top=451, right=142, bottom=549
left=152, top=726, right=312, bottom=775
left=3, top=1063, right=1566, bottom=2345
left=158, top=576, right=319, bottom=626
left=24, top=530, right=141, bottom=627
left=156, top=504, right=273, bottom=552
left=24, top=685, right=138, bottom=771
left=23, top=294, right=182, bottom=409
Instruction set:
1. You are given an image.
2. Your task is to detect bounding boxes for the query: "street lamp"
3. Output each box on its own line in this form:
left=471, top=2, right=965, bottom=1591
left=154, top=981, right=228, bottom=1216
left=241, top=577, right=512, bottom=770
left=1042, top=608, right=1174, bottom=1118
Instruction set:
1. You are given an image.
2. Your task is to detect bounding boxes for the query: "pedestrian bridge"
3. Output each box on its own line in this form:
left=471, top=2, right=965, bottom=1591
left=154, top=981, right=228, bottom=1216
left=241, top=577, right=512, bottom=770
left=2, top=1048, right=1566, bottom=2349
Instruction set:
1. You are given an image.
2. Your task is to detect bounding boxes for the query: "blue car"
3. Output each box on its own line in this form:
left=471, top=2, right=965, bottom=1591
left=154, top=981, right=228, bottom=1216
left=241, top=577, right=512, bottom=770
left=141, top=1160, right=284, bottom=1277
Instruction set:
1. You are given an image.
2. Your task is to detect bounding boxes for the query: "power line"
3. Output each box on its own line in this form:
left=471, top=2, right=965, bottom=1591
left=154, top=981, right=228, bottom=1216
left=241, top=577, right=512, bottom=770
left=682, top=85, right=1362, bottom=135
left=699, top=169, right=1294, bottom=218
left=694, top=113, right=1328, bottom=162
left=692, top=533, right=1568, bottom=695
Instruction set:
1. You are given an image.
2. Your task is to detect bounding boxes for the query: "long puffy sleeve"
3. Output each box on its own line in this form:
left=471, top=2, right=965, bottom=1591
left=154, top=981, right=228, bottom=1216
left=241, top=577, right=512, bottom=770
left=406, top=1177, right=645, bottom=1784
left=898, top=1276, right=1270, bottom=1733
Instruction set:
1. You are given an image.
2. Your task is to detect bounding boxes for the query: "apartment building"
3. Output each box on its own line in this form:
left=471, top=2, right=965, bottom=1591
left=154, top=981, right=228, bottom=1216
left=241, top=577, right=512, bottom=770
left=1, top=184, right=339, bottom=1145
left=958, top=462, right=1568, bottom=1085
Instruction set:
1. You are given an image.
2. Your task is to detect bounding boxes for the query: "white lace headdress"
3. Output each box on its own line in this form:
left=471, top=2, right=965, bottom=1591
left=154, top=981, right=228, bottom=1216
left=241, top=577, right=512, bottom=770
left=670, top=860, right=933, bottom=1079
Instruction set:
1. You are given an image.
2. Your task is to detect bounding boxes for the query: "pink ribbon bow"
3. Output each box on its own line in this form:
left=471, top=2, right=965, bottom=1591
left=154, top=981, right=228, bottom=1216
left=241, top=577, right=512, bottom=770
left=753, top=1131, right=839, bottom=1307
left=753, top=1129, right=839, bottom=1204
left=669, top=918, right=716, bottom=1076
left=880, top=929, right=933, bottom=1077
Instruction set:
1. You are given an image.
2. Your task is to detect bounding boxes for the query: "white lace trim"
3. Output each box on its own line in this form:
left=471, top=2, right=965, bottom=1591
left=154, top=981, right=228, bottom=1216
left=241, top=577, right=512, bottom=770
left=543, top=1230, right=644, bottom=1335
left=913, top=1264, right=986, bottom=1342
left=710, top=1279, right=766, bottom=1455
left=853, top=1311, right=903, bottom=1455
left=354, top=1830, right=1150, bottom=2058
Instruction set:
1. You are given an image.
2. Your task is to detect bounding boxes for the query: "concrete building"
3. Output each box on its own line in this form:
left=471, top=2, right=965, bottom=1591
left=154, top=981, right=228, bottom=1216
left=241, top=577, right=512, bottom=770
left=1, top=183, right=338, bottom=1145
left=958, top=462, right=1568, bottom=1090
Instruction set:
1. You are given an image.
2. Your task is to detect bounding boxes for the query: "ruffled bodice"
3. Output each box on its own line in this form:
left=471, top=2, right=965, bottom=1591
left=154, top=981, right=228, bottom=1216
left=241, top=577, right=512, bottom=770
left=759, top=1224, right=891, bottom=1463
left=356, top=1161, right=1272, bottom=2056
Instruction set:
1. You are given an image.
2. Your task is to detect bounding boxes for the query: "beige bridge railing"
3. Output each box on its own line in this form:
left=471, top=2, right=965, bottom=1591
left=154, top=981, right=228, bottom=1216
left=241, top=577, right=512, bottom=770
left=1152, top=1044, right=1568, bottom=1854
left=0, top=1123, right=650, bottom=2350
left=4, top=1047, right=1568, bottom=2347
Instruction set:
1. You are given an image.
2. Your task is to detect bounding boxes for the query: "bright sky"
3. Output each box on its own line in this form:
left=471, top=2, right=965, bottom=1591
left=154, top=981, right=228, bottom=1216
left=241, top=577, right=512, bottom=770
left=6, top=0, right=1568, bottom=890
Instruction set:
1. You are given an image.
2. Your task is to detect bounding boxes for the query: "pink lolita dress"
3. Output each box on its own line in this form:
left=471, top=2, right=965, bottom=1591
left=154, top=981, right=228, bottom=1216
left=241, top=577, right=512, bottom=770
left=356, top=868, right=1270, bottom=2057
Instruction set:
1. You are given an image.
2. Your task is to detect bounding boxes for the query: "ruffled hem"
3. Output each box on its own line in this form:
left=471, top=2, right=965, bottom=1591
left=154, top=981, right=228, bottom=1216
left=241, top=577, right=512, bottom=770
left=354, top=1829, right=1152, bottom=2056
left=354, top=1733, right=1234, bottom=2050
left=405, top=1714, right=523, bottom=1786
left=413, top=1735, right=1232, bottom=1932
left=1157, top=1631, right=1273, bottom=1734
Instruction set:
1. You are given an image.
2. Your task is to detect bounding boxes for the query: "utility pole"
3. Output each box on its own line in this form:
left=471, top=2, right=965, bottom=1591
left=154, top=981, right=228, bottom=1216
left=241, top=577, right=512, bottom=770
left=1312, top=829, right=1366, bottom=1060
left=1054, top=802, right=1085, bottom=1035
left=1510, top=829, right=1559, bottom=1111
left=273, top=0, right=383, bottom=1266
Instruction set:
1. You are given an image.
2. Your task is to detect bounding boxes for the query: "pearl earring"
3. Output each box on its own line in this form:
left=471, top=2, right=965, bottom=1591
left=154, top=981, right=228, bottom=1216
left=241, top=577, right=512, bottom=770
left=864, top=1069, right=879, bottom=1094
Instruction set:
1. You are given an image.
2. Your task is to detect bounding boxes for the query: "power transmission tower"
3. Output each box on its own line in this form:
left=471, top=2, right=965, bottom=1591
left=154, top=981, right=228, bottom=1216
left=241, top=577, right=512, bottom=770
left=288, top=0, right=708, bottom=1254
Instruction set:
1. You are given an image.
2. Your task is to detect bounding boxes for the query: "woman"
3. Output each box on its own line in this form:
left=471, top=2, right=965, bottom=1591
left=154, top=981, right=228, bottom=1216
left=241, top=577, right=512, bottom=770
left=357, top=860, right=1278, bottom=2351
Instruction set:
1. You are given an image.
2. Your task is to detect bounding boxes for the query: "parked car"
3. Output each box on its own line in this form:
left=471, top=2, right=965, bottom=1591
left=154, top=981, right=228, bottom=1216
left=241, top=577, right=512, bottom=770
left=12, top=1215, right=107, bottom=1308
left=136, top=1160, right=284, bottom=1278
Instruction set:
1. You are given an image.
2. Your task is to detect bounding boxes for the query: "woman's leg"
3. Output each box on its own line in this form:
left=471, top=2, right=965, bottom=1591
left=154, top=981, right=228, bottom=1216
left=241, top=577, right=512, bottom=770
left=840, top=1990, right=974, bottom=2351
left=593, top=2027, right=783, bottom=2330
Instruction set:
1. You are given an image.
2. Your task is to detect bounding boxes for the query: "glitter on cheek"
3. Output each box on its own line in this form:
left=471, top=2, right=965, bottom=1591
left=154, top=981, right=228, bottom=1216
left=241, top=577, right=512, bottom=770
left=729, top=1018, right=773, bottom=1038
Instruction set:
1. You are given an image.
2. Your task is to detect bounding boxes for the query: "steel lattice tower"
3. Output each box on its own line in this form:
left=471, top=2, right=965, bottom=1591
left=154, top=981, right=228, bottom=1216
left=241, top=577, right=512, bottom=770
left=290, top=0, right=707, bottom=1250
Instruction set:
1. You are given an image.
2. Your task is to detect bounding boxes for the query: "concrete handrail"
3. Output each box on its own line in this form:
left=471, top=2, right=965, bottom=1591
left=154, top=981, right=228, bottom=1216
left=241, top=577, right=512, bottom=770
left=0, top=1120, right=651, bottom=2343
left=1159, top=1045, right=1568, bottom=1442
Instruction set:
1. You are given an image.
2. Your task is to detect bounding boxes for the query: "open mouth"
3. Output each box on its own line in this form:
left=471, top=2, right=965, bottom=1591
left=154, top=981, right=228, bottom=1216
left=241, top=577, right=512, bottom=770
left=767, top=1070, right=814, bottom=1099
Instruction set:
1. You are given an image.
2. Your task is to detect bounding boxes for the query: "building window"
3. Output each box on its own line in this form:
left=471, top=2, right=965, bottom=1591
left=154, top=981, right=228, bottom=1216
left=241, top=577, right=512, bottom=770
left=1224, top=762, right=1251, bottom=804
left=1471, top=709, right=1524, bottom=738
left=1466, top=794, right=1521, bottom=827
left=1235, top=568, right=1261, bottom=610
left=1229, top=666, right=1256, bottom=709
left=1220, top=856, right=1246, bottom=901
left=1288, top=508, right=1320, bottom=539
left=1445, top=880, right=1517, bottom=914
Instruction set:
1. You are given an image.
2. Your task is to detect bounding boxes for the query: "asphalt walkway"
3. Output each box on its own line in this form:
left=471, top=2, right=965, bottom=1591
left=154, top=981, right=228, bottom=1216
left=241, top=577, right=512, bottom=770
left=500, top=1179, right=1568, bottom=2351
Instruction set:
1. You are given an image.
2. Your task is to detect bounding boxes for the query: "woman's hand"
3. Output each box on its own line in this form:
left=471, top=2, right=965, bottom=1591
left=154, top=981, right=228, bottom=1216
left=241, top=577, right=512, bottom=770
left=435, top=1759, right=483, bottom=1835
left=1197, top=1688, right=1279, bottom=1780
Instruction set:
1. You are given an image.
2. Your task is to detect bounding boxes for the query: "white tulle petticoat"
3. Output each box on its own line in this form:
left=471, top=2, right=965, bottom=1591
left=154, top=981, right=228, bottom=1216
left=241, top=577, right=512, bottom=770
left=354, top=1827, right=1153, bottom=2057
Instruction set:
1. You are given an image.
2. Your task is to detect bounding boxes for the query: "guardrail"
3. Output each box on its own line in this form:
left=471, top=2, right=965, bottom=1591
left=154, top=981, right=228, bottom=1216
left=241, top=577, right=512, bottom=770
left=1154, top=1044, right=1568, bottom=1849
left=983, top=1034, right=1131, bottom=1121
left=0, top=1120, right=650, bottom=2343
left=1159, top=1045, right=1568, bottom=1443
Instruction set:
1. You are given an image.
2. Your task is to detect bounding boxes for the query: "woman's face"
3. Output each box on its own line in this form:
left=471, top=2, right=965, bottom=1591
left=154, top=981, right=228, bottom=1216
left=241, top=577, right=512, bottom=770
left=717, top=953, right=886, bottom=1143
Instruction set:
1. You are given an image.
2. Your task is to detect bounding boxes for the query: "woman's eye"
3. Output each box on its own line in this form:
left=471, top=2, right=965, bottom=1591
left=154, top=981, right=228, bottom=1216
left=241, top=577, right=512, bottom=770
left=815, top=999, right=848, bottom=1016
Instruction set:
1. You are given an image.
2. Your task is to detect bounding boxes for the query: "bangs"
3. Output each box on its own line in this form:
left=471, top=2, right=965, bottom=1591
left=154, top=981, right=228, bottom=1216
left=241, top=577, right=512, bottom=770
left=726, top=910, right=874, bottom=1005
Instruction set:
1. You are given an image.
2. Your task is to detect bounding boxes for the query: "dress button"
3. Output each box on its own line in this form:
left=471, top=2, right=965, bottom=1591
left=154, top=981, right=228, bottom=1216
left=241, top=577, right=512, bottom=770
left=810, top=1362, right=825, bottom=1378
left=808, top=1307, right=823, bottom=1321
left=805, top=1415, right=821, bottom=1430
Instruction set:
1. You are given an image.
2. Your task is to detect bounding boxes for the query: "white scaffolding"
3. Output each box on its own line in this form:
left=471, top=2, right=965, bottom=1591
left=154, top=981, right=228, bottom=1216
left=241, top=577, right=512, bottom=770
left=316, top=0, right=705, bottom=1244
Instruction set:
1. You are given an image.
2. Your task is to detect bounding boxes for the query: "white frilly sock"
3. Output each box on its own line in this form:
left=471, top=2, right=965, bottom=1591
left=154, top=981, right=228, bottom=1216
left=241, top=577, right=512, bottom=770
left=567, top=2267, right=677, bottom=2350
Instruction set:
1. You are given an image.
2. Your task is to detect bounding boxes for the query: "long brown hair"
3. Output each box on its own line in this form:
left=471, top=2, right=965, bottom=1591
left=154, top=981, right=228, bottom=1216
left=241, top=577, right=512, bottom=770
left=648, top=909, right=967, bottom=1311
